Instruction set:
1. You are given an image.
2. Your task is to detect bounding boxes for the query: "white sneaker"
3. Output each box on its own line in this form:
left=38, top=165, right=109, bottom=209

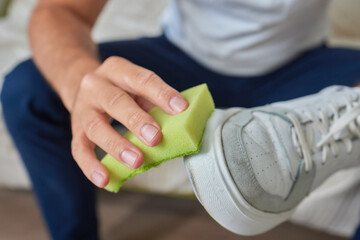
left=184, top=86, right=360, bottom=235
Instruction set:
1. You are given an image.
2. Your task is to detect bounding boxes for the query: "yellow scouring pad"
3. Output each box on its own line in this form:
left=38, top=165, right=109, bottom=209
left=101, top=84, right=215, bottom=193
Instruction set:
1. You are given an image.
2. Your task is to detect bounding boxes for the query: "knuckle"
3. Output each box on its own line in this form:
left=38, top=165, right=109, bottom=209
left=103, top=137, right=120, bottom=156
left=104, top=56, right=123, bottom=66
left=81, top=73, right=97, bottom=90
left=158, top=88, right=175, bottom=101
left=107, top=91, right=127, bottom=108
left=128, top=111, right=145, bottom=129
left=136, top=70, right=158, bottom=86
left=84, top=118, right=102, bottom=139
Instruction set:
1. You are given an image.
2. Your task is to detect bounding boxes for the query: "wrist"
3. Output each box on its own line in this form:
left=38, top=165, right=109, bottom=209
left=58, top=57, right=101, bottom=112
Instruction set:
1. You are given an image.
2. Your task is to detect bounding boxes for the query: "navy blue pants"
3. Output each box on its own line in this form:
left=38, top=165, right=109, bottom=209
left=2, top=35, right=360, bottom=240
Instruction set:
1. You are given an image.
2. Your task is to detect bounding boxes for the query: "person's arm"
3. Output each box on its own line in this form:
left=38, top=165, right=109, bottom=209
left=29, top=0, right=188, bottom=188
left=29, top=0, right=104, bottom=111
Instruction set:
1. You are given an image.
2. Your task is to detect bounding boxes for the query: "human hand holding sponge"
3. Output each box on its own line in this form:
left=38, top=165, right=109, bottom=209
left=101, top=84, right=215, bottom=192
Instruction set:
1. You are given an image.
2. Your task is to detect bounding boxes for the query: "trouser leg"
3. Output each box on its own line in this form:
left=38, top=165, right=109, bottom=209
left=1, top=60, right=98, bottom=240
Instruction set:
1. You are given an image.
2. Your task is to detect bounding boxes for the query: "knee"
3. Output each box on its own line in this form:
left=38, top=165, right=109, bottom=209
left=2, top=59, right=34, bottom=116
left=1, top=59, right=59, bottom=132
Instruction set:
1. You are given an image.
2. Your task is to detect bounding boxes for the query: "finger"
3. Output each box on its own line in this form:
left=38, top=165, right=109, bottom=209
left=82, top=110, right=144, bottom=169
left=98, top=57, right=189, bottom=114
left=88, top=76, right=162, bottom=147
left=135, top=96, right=155, bottom=112
left=71, top=133, right=109, bottom=188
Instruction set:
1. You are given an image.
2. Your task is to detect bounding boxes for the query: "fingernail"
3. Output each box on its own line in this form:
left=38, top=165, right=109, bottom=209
left=141, top=124, right=159, bottom=143
left=170, top=95, right=188, bottom=113
left=92, top=171, right=104, bottom=187
left=121, top=150, right=138, bottom=167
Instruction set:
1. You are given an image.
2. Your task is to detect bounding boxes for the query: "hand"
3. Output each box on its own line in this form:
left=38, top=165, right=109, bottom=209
left=70, top=56, right=188, bottom=188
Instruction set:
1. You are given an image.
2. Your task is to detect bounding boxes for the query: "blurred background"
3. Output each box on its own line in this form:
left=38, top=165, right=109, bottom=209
left=0, top=0, right=360, bottom=239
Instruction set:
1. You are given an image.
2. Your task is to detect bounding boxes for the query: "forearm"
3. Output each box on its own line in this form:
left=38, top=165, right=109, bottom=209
left=29, top=4, right=101, bottom=111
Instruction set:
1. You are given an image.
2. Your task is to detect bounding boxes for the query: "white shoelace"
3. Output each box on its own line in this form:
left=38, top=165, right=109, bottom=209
left=286, top=96, right=360, bottom=172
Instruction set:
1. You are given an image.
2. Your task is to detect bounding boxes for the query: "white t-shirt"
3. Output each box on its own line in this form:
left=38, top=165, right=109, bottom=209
left=161, top=0, right=329, bottom=76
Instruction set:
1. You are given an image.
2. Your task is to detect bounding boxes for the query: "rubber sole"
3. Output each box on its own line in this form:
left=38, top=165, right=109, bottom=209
left=184, top=108, right=294, bottom=235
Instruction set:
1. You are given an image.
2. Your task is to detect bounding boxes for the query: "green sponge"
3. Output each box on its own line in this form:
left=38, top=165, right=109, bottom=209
left=101, top=84, right=215, bottom=193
